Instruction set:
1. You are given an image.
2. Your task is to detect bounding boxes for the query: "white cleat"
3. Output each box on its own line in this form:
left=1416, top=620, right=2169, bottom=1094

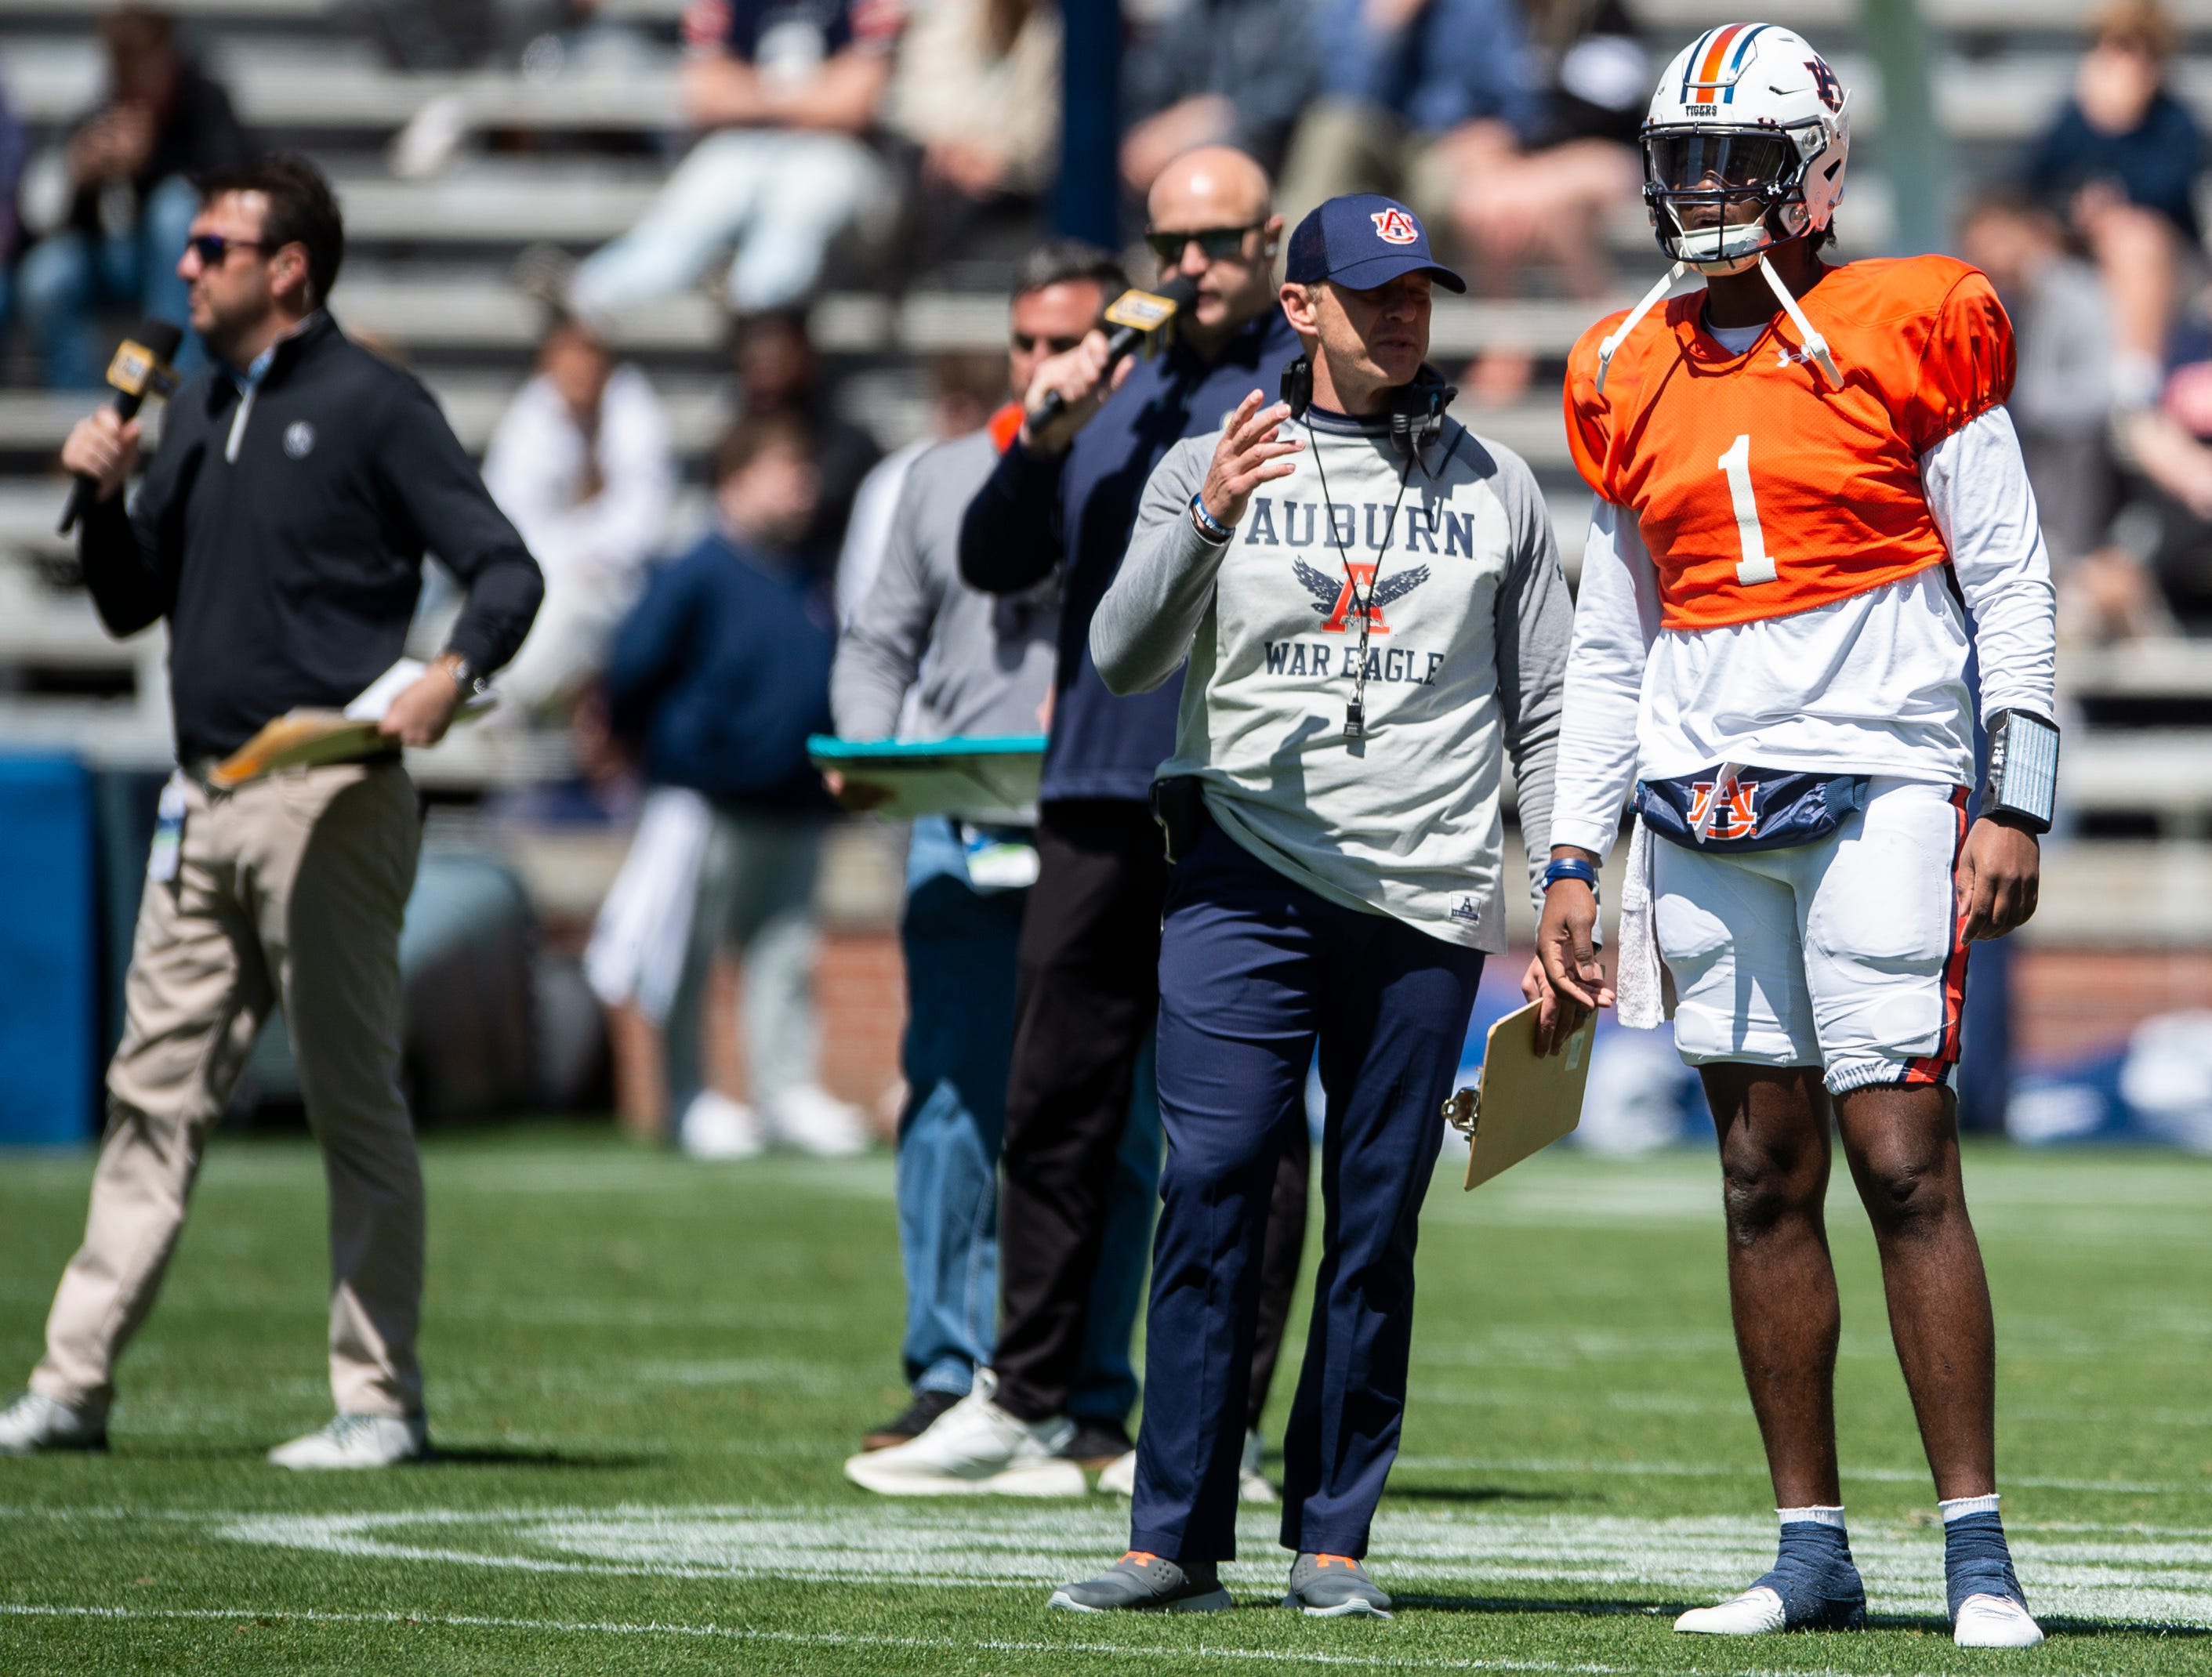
left=1953, top=1593, right=2045, bottom=1649
left=1238, top=1427, right=1278, bottom=1504
left=1097, top=1447, right=1136, bottom=1497
left=843, top=1370, right=1084, bottom=1496
left=680, top=1090, right=767, bottom=1161
left=267, top=1413, right=430, bottom=1470
left=1676, top=1586, right=1788, bottom=1635
left=0, top=1391, right=107, bottom=1456
left=768, top=1084, right=870, bottom=1157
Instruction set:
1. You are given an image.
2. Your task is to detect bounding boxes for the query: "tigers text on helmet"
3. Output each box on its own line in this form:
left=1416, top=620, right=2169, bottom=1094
left=1643, top=22, right=1849, bottom=277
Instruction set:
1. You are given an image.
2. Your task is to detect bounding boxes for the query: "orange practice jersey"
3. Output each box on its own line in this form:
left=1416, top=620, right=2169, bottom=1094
left=1563, top=256, right=2014, bottom=632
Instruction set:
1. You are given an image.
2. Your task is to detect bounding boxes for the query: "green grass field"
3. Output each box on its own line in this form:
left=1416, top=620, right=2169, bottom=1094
left=1, top=1128, right=2207, bottom=1675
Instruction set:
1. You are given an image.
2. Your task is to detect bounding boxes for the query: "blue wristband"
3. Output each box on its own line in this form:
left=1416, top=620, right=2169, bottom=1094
left=1188, top=491, right=1232, bottom=545
left=1542, top=857, right=1600, bottom=893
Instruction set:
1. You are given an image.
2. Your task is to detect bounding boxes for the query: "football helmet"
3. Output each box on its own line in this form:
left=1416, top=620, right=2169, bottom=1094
left=1642, top=23, right=1850, bottom=276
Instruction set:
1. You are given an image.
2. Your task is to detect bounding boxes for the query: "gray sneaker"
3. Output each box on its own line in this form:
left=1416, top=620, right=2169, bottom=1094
left=1285, top=1552, right=1392, bottom=1618
left=1049, top=1550, right=1231, bottom=1613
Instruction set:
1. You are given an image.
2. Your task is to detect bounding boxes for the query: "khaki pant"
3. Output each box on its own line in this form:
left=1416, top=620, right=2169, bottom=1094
left=1276, top=99, right=1462, bottom=248
left=31, top=761, right=425, bottom=1420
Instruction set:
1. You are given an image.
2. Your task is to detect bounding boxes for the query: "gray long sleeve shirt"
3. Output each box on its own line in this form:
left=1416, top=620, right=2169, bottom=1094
left=832, top=426, right=1058, bottom=747
left=1092, top=408, right=1570, bottom=952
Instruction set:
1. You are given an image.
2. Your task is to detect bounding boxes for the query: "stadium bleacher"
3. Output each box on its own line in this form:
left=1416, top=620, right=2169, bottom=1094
left=2, top=0, right=2210, bottom=941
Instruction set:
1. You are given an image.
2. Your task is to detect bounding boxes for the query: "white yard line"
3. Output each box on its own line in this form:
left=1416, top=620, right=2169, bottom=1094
left=0, top=1603, right=1652, bottom=1672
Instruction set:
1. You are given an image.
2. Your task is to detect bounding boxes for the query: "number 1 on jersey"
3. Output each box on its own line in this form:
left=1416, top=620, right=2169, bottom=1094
left=1717, top=433, right=1776, bottom=585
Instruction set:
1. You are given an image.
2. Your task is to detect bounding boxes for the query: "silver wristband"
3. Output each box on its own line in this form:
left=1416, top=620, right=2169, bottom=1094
left=1983, top=708, right=2059, bottom=834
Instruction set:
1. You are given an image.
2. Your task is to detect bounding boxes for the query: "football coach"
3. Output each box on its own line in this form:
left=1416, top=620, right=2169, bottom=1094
left=0, top=154, right=541, bottom=1469
left=1050, top=195, right=1570, bottom=1615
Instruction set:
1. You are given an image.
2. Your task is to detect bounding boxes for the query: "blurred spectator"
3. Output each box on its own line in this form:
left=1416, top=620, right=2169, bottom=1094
left=562, top=0, right=903, bottom=320
left=1960, top=192, right=2116, bottom=567
left=836, top=350, right=1007, bottom=625
left=734, top=308, right=885, bottom=574
left=1452, top=0, right=1645, bottom=299
left=16, top=5, right=251, bottom=389
left=605, top=414, right=868, bottom=1158
left=1275, top=0, right=1538, bottom=235
left=2101, top=313, right=2212, bottom=637
left=1119, top=0, right=1315, bottom=192
left=887, top=0, right=1061, bottom=239
left=2025, top=0, right=2203, bottom=411
left=0, top=88, right=24, bottom=342
left=482, top=313, right=677, bottom=718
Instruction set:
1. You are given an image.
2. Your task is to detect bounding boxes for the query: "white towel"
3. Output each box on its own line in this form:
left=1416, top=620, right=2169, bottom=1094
left=1615, top=817, right=1668, bottom=1031
left=585, top=787, right=713, bottom=1025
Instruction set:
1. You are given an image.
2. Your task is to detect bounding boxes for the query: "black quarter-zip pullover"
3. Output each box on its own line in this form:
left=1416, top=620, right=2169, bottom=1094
left=80, top=313, right=543, bottom=762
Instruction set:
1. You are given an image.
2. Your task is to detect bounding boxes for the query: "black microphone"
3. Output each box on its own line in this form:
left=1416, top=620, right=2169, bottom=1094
left=1027, top=274, right=1200, bottom=433
left=59, top=318, right=183, bottom=535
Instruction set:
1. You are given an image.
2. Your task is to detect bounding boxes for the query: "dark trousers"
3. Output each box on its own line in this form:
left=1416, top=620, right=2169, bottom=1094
left=993, top=800, right=1311, bottom=1428
left=1130, top=823, right=1484, bottom=1564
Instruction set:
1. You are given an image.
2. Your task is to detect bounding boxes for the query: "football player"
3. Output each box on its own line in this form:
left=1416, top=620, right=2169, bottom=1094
left=1538, top=24, right=2057, bottom=1650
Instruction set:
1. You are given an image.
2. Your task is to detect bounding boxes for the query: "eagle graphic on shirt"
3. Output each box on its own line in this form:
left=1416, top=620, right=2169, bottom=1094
left=1293, top=558, right=1431, bottom=634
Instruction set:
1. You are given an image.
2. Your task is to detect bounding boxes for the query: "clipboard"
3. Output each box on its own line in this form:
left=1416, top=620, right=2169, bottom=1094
left=807, top=733, right=1046, bottom=823
left=1444, top=1000, right=1596, bottom=1190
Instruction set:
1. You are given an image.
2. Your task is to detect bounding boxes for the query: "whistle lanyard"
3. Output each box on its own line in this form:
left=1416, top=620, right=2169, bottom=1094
left=1306, top=422, right=1417, bottom=742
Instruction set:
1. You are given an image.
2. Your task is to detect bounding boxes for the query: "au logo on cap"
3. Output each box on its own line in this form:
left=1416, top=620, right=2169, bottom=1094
left=1370, top=208, right=1419, bottom=245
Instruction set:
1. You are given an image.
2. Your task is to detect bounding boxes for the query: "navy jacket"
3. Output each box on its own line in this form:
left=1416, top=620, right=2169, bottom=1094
left=607, top=531, right=836, bottom=816
left=959, top=308, right=1301, bottom=804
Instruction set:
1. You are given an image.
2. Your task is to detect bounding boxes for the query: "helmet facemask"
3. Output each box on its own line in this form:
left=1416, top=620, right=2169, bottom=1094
left=1644, top=123, right=1825, bottom=276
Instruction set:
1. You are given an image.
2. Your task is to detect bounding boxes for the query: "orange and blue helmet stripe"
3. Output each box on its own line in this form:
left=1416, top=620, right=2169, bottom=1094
left=1677, top=22, right=1771, bottom=105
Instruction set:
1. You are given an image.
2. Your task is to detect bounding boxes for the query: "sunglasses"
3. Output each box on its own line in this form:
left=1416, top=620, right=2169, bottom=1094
left=186, top=233, right=267, bottom=266
left=1010, top=331, right=1086, bottom=356
left=1144, top=224, right=1260, bottom=264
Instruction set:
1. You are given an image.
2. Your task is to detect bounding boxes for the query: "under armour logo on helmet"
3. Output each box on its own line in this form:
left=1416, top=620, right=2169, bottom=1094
left=1370, top=208, right=1419, bottom=245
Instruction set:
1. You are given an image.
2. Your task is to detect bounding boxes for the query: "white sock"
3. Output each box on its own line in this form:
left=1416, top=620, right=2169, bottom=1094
left=1776, top=1505, right=1847, bottom=1530
left=1939, top=1493, right=2000, bottom=1523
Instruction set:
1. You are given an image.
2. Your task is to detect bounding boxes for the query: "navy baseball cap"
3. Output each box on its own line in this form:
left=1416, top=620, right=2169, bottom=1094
left=1285, top=194, right=1466, bottom=294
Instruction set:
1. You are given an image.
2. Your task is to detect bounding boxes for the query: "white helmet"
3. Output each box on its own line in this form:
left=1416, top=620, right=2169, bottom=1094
left=1642, top=23, right=1850, bottom=276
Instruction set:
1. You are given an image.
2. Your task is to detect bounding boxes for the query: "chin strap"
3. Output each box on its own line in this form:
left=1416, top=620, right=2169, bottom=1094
left=1757, top=254, right=1842, bottom=389
left=1595, top=262, right=1685, bottom=394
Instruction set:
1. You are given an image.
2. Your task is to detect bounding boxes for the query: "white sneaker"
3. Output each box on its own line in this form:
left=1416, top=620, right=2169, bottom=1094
left=1239, top=1427, right=1279, bottom=1504
left=1097, top=1447, right=1136, bottom=1496
left=843, top=1370, right=1083, bottom=1496
left=267, top=1413, right=430, bottom=1470
left=1676, top=1586, right=1787, bottom=1635
left=680, top=1090, right=767, bottom=1161
left=1095, top=1429, right=1275, bottom=1501
left=1953, top=1593, right=2044, bottom=1648
left=0, top=1391, right=107, bottom=1455
left=768, top=1084, right=869, bottom=1157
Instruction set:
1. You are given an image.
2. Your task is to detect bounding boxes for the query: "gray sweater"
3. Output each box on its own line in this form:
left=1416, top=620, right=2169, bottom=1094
left=832, top=427, right=1057, bottom=747
left=1092, top=408, right=1570, bottom=951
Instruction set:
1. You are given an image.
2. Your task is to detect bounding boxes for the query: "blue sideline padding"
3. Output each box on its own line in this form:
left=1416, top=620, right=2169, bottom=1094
left=0, top=755, right=99, bottom=1145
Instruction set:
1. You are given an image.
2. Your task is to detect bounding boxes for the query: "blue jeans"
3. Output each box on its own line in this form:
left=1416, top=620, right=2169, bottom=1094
left=897, top=817, right=1160, bottom=1420
left=1130, top=821, right=1484, bottom=1563
left=17, top=176, right=203, bottom=389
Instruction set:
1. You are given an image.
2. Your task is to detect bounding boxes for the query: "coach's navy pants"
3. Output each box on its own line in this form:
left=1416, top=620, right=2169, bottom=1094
left=1130, top=823, right=1485, bottom=1564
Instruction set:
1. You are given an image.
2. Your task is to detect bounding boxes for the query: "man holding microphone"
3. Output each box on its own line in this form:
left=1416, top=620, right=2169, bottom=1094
left=0, top=155, right=541, bottom=1468
left=850, top=147, right=1312, bottom=1496
left=1052, top=194, right=1570, bottom=1614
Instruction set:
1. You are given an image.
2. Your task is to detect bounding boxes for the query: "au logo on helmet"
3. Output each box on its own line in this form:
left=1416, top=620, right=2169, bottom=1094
left=1370, top=208, right=1420, bottom=245
left=1806, top=56, right=1842, bottom=112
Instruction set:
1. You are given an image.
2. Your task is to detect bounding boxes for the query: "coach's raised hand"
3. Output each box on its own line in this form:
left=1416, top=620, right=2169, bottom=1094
left=1956, top=815, right=2040, bottom=941
left=1198, top=391, right=1303, bottom=528
left=1535, top=846, right=1614, bottom=1056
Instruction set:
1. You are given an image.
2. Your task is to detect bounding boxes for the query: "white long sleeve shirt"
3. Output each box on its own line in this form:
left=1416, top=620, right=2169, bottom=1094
left=1549, top=404, right=2058, bottom=860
